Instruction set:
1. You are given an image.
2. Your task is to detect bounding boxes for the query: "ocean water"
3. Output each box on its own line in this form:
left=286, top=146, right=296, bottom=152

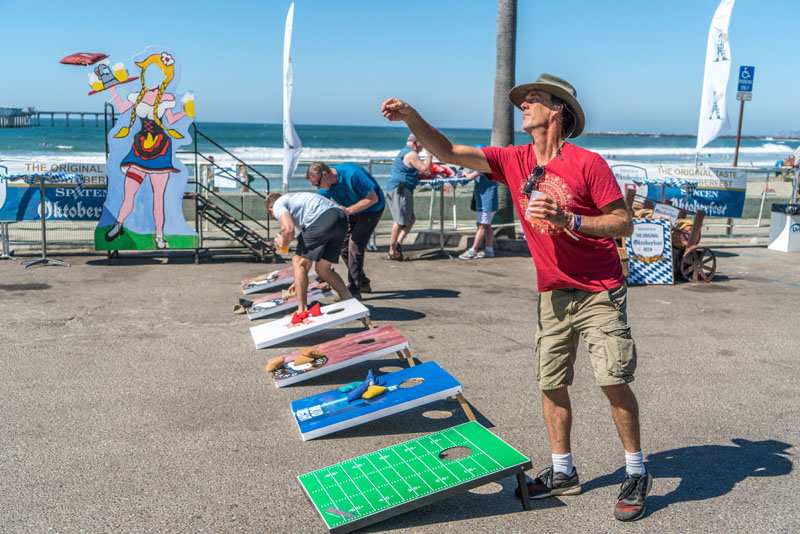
left=2, top=121, right=797, bottom=190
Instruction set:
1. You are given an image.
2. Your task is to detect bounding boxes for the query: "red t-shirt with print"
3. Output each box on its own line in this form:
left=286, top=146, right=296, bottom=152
left=481, top=143, right=625, bottom=293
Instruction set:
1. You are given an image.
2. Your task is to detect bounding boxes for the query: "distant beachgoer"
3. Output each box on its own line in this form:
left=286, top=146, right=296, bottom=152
left=206, top=155, right=217, bottom=191
left=307, top=162, right=385, bottom=299
left=385, top=133, right=433, bottom=260
left=381, top=73, right=649, bottom=522
left=238, top=164, right=253, bottom=193
left=266, top=191, right=351, bottom=322
left=459, top=167, right=498, bottom=259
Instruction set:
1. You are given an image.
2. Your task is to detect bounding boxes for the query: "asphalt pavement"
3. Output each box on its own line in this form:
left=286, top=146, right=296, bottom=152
left=1, top=245, right=797, bottom=533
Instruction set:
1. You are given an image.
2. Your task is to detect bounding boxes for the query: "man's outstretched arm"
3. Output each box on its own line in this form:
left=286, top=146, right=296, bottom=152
left=381, top=98, right=491, bottom=173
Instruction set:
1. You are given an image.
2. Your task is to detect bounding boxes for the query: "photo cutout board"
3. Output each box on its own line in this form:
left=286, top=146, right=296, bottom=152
left=93, top=47, right=197, bottom=251
left=291, top=361, right=461, bottom=441
left=298, top=420, right=532, bottom=533
left=241, top=266, right=317, bottom=295
left=626, top=218, right=674, bottom=285
left=270, top=325, right=410, bottom=387
left=247, top=282, right=335, bottom=321
left=250, top=298, right=369, bottom=350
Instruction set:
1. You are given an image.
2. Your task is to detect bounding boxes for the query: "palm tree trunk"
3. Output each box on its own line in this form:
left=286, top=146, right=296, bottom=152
left=491, top=0, right=517, bottom=228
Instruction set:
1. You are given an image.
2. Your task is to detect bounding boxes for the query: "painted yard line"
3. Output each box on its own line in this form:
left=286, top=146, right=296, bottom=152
left=322, top=466, right=360, bottom=517
left=452, top=427, right=506, bottom=470
left=376, top=449, right=419, bottom=496
left=311, top=471, right=336, bottom=510
left=415, top=436, right=464, bottom=483
left=365, top=454, right=406, bottom=503
left=402, top=440, right=452, bottom=487
left=387, top=447, right=436, bottom=493
left=354, top=460, right=393, bottom=508
left=439, top=429, right=492, bottom=478
left=339, top=460, right=377, bottom=515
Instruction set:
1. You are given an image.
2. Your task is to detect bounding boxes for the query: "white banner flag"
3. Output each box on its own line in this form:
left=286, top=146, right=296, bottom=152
left=282, top=1, right=302, bottom=192
left=696, top=0, right=735, bottom=151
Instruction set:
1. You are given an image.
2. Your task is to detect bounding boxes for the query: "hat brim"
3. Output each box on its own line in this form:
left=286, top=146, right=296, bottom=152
left=509, top=83, right=585, bottom=138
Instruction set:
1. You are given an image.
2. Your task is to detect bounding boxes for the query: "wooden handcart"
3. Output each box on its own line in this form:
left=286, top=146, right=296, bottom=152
left=623, top=189, right=717, bottom=283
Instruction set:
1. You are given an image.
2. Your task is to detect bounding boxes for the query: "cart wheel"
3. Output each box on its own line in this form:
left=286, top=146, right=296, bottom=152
left=680, top=247, right=716, bottom=282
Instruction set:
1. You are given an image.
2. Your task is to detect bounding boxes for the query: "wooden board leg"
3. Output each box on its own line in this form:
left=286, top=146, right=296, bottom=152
left=400, top=348, right=416, bottom=367
left=455, top=393, right=476, bottom=421
left=516, top=471, right=531, bottom=511
left=361, top=317, right=374, bottom=329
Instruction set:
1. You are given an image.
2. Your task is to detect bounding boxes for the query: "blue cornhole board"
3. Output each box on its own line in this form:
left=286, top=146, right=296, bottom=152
left=292, top=361, right=462, bottom=441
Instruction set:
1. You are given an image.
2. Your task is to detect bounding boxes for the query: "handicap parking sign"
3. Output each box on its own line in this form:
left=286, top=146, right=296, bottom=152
left=737, top=66, right=755, bottom=92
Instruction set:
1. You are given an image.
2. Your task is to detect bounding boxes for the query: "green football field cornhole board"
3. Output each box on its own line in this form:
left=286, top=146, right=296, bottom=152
left=298, top=421, right=532, bottom=533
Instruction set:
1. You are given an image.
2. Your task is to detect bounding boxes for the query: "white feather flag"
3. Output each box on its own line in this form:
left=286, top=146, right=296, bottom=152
left=282, top=2, right=302, bottom=192
left=696, top=0, right=735, bottom=152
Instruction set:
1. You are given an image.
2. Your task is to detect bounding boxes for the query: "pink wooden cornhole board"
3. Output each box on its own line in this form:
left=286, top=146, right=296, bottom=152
left=241, top=266, right=317, bottom=295
left=270, top=325, right=411, bottom=387
left=246, top=282, right=335, bottom=321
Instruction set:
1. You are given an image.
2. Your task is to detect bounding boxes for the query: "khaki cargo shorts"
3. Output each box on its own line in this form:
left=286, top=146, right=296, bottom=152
left=535, top=285, right=637, bottom=390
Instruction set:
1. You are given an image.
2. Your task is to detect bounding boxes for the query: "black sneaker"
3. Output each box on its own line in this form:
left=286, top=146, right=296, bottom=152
left=515, top=465, right=581, bottom=500
left=614, top=471, right=652, bottom=522
left=359, top=279, right=372, bottom=293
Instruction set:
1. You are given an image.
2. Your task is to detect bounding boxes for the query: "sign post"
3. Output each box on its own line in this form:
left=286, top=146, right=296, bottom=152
left=733, top=65, right=755, bottom=167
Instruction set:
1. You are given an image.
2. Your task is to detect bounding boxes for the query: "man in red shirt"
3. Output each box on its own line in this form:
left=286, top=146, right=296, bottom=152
left=381, top=74, right=651, bottom=522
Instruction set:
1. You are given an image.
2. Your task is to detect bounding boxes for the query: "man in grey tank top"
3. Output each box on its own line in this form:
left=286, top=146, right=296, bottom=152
left=385, top=133, right=434, bottom=260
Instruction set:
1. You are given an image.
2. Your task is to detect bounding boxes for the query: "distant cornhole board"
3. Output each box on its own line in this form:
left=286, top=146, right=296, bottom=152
left=250, top=298, right=370, bottom=350
left=298, top=420, right=532, bottom=533
left=245, top=282, right=335, bottom=321
left=241, top=266, right=316, bottom=295
left=269, top=325, right=412, bottom=387
left=291, top=361, right=471, bottom=440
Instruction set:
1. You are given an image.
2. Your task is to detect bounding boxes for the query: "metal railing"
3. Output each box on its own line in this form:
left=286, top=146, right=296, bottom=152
left=183, top=124, right=273, bottom=251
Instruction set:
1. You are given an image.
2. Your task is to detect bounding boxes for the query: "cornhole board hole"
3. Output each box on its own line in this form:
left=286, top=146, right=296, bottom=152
left=241, top=266, right=316, bottom=295
left=270, top=325, right=413, bottom=387
left=245, top=283, right=335, bottom=321
left=291, top=361, right=470, bottom=440
left=298, top=420, right=532, bottom=533
left=250, top=298, right=370, bottom=350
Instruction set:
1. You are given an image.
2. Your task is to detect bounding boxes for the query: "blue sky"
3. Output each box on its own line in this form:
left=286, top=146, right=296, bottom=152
left=1, top=0, right=798, bottom=134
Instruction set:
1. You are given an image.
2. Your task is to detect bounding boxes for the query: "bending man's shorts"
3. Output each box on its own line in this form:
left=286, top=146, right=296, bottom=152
left=296, top=208, right=347, bottom=263
left=535, top=285, right=637, bottom=390
left=386, top=185, right=415, bottom=227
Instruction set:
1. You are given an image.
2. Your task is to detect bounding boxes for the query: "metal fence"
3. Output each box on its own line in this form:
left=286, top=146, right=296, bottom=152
left=2, top=160, right=798, bottom=255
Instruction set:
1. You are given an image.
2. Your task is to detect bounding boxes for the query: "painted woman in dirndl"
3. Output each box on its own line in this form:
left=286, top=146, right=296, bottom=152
left=106, top=51, right=191, bottom=248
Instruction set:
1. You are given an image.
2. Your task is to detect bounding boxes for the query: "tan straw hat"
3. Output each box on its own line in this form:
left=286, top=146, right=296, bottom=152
left=509, top=73, right=586, bottom=138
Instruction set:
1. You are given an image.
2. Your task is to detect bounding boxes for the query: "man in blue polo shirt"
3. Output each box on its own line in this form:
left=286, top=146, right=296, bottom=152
left=306, top=162, right=385, bottom=298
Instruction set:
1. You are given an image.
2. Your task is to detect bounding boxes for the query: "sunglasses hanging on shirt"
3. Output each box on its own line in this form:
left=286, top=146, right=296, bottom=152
left=523, top=165, right=546, bottom=197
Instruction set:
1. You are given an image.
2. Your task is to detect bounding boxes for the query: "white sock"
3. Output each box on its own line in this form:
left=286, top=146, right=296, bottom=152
left=625, top=450, right=645, bottom=476
left=485, top=246, right=494, bottom=254
left=552, top=452, right=574, bottom=476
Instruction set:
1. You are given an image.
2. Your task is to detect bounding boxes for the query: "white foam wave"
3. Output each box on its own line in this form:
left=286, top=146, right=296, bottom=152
left=229, top=146, right=398, bottom=164
left=2, top=142, right=794, bottom=172
left=56, top=145, right=74, bottom=150
left=597, top=143, right=793, bottom=157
